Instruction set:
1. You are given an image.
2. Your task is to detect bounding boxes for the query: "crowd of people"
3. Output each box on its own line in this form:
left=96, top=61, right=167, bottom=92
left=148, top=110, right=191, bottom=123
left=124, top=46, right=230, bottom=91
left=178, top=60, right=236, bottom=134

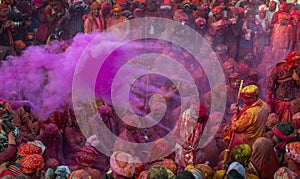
left=0, top=0, right=300, bottom=178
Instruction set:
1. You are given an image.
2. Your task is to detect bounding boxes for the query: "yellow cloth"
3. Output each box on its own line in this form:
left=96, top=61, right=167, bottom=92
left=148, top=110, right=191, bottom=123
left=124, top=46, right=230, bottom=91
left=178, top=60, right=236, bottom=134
left=229, top=99, right=269, bottom=149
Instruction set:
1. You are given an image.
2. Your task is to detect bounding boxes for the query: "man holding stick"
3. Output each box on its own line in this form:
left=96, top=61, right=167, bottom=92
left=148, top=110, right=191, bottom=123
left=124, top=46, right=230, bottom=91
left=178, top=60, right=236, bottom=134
left=224, top=85, right=269, bottom=151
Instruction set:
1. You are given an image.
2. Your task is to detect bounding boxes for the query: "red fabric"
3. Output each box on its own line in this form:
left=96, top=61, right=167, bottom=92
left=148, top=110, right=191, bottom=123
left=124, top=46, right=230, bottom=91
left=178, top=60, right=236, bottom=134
left=0, top=144, right=17, bottom=164
left=21, top=154, right=44, bottom=174
left=0, top=3, right=8, bottom=9
left=0, top=169, right=16, bottom=178
left=272, top=126, right=296, bottom=150
left=251, top=137, right=280, bottom=179
left=91, top=15, right=104, bottom=32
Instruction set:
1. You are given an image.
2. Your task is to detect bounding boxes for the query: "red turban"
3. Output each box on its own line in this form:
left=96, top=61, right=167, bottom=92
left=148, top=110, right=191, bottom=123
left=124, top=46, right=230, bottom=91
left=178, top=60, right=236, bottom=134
left=286, top=51, right=300, bottom=63
left=21, top=154, right=44, bottom=174
left=101, top=2, right=111, bottom=10
left=44, top=123, right=59, bottom=137
left=110, top=151, right=135, bottom=178
left=18, top=143, right=43, bottom=157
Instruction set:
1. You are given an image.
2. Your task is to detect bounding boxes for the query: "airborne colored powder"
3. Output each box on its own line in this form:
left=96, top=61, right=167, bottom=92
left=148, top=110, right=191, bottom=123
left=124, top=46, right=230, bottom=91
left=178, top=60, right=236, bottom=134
left=0, top=31, right=183, bottom=121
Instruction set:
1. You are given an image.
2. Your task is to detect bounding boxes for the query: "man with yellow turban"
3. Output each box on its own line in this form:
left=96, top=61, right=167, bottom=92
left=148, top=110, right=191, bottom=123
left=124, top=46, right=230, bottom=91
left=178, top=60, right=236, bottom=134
left=224, top=85, right=269, bottom=150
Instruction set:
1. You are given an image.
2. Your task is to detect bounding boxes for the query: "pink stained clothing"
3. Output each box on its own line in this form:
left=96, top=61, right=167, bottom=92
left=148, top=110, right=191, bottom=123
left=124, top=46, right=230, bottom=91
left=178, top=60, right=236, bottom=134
left=271, top=23, right=293, bottom=62
left=250, top=137, right=280, bottom=179
left=63, top=126, right=86, bottom=165
left=84, top=15, right=104, bottom=34
left=35, top=133, right=64, bottom=165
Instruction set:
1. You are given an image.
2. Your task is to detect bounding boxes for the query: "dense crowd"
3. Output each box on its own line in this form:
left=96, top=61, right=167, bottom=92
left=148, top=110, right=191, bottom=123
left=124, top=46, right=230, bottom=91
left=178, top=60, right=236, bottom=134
left=0, top=0, right=300, bottom=178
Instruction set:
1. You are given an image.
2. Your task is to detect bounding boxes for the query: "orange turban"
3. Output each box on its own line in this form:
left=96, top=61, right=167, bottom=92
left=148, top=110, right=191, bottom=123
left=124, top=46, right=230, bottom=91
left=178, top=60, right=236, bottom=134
left=21, top=154, right=44, bottom=174
left=18, top=143, right=43, bottom=157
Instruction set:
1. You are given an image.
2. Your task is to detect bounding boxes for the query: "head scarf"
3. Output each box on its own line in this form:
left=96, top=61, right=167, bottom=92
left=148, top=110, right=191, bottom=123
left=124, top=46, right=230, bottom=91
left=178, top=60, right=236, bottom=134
left=44, top=123, right=60, bottom=137
left=18, top=143, right=43, bottom=157
left=266, top=113, right=280, bottom=129
left=69, top=169, right=91, bottom=179
left=55, top=166, right=71, bottom=178
left=110, top=151, right=135, bottom=178
left=272, top=123, right=296, bottom=150
left=176, top=171, right=196, bottom=179
left=231, top=144, right=252, bottom=167
left=85, top=134, right=100, bottom=148
left=194, top=164, right=213, bottom=179
left=226, top=162, right=246, bottom=179
left=101, top=2, right=111, bottom=10
left=45, top=158, right=59, bottom=170
left=274, top=167, right=297, bottom=179
left=240, top=85, right=259, bottom=98
left=153, top=159, right=177, bottom=175
left=90, top=2, right=100, bottom=10
left=27, top=140, right=46, bottom=154
left=45, top=168, right=55, bottom=179
left=251, top=137, right=280, bottom=178
left=21, top=154, right=44, bottom=174
left=190, top=168, right=204, bottom=179
left=286, top=51, right=300, bottom=63
left=278, top=12, right=289, bottom=20
left=147, top=165, right=168, bottom=179
left=285, top=142, right=300, bottom=164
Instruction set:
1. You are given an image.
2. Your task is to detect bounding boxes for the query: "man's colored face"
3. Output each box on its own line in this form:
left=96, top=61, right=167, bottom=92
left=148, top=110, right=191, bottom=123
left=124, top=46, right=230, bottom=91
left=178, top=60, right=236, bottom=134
left=242, top=96, right=257, bottom=105
left=113, top=10, right=121, bottom=18
left=92, top=8, right=100, bottom=16
left=279, top=18, right=288, bottom=25
left=269, top=1, right=276, bottom=11
left=0, top=7, right=9, bottom=17
left=259, top=11, right=266, bottom=18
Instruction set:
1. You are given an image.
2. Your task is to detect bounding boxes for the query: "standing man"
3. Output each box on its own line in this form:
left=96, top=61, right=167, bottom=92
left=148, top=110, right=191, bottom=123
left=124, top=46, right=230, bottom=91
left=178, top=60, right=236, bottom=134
left=173, top=103, right=219, bottom=169
left=224, top=85, right=269, bottom=150
left=267, top=51, right=300, bottom=123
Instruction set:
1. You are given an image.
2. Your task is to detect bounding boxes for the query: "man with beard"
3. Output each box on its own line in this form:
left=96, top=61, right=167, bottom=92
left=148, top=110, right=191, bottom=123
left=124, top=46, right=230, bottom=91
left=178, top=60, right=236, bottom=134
left=270, top=12, right=293, bottom=63
left=84, top=2, right=104, bottom=33
left=267, top=51, right=300, bottom=123
left=106, top=5, right=129, bottom=39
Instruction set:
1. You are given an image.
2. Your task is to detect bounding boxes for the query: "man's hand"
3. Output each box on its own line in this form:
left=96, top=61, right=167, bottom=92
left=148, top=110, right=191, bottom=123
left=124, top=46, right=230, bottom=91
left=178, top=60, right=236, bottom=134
left=230, top=103, right=239, bottom=115
left=3, top=21, right=12, bottom=29
left=7, top=131, right=16, bottom=145
left=292, top=70, right=299, bottom=81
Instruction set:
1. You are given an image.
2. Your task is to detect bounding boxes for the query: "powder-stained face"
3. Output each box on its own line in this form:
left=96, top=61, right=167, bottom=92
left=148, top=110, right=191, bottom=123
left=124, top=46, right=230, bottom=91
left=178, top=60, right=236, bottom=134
left=279, top=17, right=288, bottom=25
left=0, top=7, right=9, bottom=18
left=92, top=8, right=100, bottom=17
left=259, top=11, right=266, bottom=19
left=269, top=1, right=277, bottom=11
left=113, top=10, right=121, bottom=18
